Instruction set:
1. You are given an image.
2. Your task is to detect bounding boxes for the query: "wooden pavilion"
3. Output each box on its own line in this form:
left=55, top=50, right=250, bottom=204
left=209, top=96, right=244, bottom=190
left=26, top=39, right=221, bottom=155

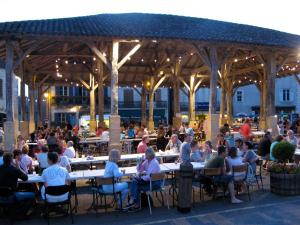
left=0, top=13, right=300, bottom=150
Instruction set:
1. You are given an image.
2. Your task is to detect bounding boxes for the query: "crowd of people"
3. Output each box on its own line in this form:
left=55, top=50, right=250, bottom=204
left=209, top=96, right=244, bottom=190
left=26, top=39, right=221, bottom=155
left=0, top=118, right=299, bottom=217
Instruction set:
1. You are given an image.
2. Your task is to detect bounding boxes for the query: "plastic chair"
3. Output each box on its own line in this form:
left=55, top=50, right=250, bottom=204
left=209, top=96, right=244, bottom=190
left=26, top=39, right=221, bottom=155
left=44, top=185, right=73, bottom=225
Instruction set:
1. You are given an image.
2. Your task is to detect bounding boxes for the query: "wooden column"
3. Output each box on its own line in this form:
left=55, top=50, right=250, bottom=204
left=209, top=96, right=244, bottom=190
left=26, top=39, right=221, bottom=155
left=37, top=86, right=42, bottom=126
left=20, top=63, right=27, bottom=121
left=189, top=74, right=196, bottom=123
left=4, top=40, right=16, bottom=151
left=172, top=60, right=182, bottom=129
left=96, top=60, right=104, bottom=123
left=226, top=80, right=233, bottom=125
left=148, top=76, right=155, bottom=131
left=28, top=75, right=36, bottom=134
left=141, top=85, right=147, bottom=126
left=196, top=46, right=220, bottom=146
left=265, top=53, right=277, bottom=135
left=89, top=73, right=97, bottom=133
left=87, top=40, right=142, bottom=150
left=219, top=79, right=226, bottom=125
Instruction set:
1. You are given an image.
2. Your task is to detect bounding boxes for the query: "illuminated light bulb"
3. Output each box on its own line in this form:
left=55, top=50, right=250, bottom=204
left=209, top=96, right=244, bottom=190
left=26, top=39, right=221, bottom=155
left=65, top=60, right=68, bottom=64
left=154, top=59, right=157, bottom=63
left=55, top=65, right=59, bottom=68
left=238, top=80, right=241, bottom=83
left=103, top=52, right=106, bottom=57
left=141, top=59, right=144, bottom=62
left=134, top=84, right=137, bottom=88
left=261, top=63, right=264, bottom=67
left=73, top=61, right=77, bottom=65
left=146, top=81, right=151, bottom=87
left=252, top=58, right=255, bottom=61
left=190, top=52, right=194, bottom=56
left=245, top=57, right=248, bottom=60
left=234, top=58, right=238, bottom=62
left=152, top=40, right=157, bottom=43
left=82, top=61, right=86, bottom=64
left=76, top=83, right=79, bottom=87
left=166, top=58, right=170, bottom=62
left=93, top=57, right=96, bottom=61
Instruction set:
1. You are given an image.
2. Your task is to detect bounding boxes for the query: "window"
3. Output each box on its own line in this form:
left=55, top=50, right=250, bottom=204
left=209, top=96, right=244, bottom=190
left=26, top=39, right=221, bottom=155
left=55, top=86, right=68, bottom=96
left=123, top=89, right=133, bottom=103
left=236, top=91, right=243, bottom=102
left=154, top=89, right=161, bottom=102
left=282, top=89, right=290, bottom=102
left=0, top=79, right=3, bottom=99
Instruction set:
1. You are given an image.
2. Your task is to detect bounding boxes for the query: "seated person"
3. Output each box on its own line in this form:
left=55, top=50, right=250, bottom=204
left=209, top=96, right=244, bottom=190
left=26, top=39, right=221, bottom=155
left=13, top=149, right=27, bottom=174
left=242, top=141, right=259, bottom=173
left=127, top=147, right=161, bottom=210
left=216, top=133, right=230, bottom=149
left=100, top=127, right=110, bottom=140
left=225, top=147, right=245, bottom=181
left=41, top=152, right=70, bottom=202
left=56, top=147, right=71, bottom=172
left=179, top=130, right=193, bottom=163
left=190, top=140, right=202, bottom=162
left=202, top=141, right=213, bottom=162
left=37, top=146, right=49, bottom=171
left=286, top=130, right=298, bottom=147
left=165, top=134, right=182, bottom=153
left=205, top=146, right=243, bottom=203
left=0, top=152, right=35, bottom=202
left=235, top=138, right=244, bottom=157
left=102, top=149, right=128, bottom=209
left=63, top=141, right=76, bottom=158
left=137, top=135, right=149, bottom=154
left=127, top=124, right=136, bottom=138
left=20, top=145, right=33, bottom=174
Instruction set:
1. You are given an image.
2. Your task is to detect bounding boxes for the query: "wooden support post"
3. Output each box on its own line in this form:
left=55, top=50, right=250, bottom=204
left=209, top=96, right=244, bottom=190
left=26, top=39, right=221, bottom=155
left=172, top=60, right=182, bottom=129
left=4, top=40, right=16, bottom=151
left=20, top=62, right=27, bottom=121
left=29, top=75, right=36, bottom=134
left=141, top=85, right=147, bottom=126
left=226, top=80, right=233, bottom=126
left=37, top=86, right=43, bottom=127
left=189, top=74, right=196, bottom=125
left=109, top=40, right=121, bottom=150
left=89, top=73, right=97, bottom=133
left=219, top=80, right=226, bottom=126
left=196, top=46, right=220, bottom=146
left=96, top=60, right=104, bottom=123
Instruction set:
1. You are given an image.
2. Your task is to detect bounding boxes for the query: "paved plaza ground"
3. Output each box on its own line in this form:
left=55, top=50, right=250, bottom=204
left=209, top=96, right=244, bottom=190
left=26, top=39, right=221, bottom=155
left=2, top=176, right=300, bottom=225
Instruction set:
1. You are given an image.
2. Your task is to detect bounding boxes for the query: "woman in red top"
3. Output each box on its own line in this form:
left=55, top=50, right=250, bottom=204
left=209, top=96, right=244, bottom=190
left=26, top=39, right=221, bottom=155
left=240, top=119, right=251, bottom=141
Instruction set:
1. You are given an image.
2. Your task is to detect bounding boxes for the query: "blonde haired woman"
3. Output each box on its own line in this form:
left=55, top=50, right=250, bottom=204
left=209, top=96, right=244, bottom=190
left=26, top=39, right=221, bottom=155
left=102, top=149, right=128, bottom=209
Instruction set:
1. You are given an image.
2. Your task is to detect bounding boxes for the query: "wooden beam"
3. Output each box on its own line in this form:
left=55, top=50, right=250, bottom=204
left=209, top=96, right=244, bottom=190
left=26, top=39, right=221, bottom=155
left=294, top=74, right=300, bottom=85
left=13, top=41, right=40, bottom=69
left=117, top=43, right=142, bottom=69
left=178, top=76, right=190, bottom=91
left=153, top=75, right=167, bottom=91
left=86, top=41, right=111, bottom=70
left=78, top=78, right=90, bottom=90
left=194, top=79, right=203, bottom=91
left=38, top=74, right=50, bottom=87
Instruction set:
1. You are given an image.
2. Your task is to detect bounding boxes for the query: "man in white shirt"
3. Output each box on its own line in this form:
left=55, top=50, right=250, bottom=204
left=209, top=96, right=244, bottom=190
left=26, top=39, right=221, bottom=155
left=41, top=152, right=70, bottom=202
left=63, top=141, right=76, bottom=158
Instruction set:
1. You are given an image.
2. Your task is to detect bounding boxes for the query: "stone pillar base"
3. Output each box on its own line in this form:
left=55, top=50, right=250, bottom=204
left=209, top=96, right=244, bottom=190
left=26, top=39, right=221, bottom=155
left=20, top=121, right=29, bottom=140
left=207, top=113, right=220, bottom=147
left=89, top=120, right=97, bottom=134
left=148, top=120, right=155, bottom=132
left=189, top=120, right=197, bottom=129
left=172, top=116, right=182, bottom=130
left=259, top=119, right=267, bottom=131
left=267, top=116, right=278, bottom=137
left=29, top=120, right=35, bottom=134
left=109, top=115, right=121, bottom=151
left=4, top=121, right=16, bottom=151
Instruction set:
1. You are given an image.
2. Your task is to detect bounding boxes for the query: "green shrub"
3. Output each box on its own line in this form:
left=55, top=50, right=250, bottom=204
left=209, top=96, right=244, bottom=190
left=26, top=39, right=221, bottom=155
left=273, top=141, right=295, bottom=163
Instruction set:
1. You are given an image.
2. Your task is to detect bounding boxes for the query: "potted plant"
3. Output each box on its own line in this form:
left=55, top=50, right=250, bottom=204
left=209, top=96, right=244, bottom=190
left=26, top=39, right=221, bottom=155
left=268, top=141, right=300, bottom=195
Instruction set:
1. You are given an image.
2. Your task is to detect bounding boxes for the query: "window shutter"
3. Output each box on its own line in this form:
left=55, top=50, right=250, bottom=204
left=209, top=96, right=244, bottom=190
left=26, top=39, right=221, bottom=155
left=279, top=89, right=283, bottom=102
left=290, top=90, right=294, bottom=102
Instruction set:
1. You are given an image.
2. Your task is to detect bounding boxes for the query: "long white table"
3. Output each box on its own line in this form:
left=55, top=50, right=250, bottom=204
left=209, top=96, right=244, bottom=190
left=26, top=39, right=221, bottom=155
left=33, top=151, right=180, bottom=167
left=22, top=162, right=204, bottom=183
left=295, top=149, right=300, bottom=156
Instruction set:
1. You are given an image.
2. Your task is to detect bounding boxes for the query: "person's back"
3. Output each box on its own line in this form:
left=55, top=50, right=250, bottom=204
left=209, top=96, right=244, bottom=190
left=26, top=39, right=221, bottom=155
left=258, top=137, right=271, bottom=157
left=205, top=155, right=224, bottom=169
left=0, top=153, right=28, bottom=191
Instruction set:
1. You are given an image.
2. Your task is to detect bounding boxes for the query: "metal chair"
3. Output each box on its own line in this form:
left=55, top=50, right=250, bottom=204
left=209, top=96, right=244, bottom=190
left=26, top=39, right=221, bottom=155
left=255, top=159, right=264, bottom=190
left=232, top=164, right=251, bottom=201
left=91, top=177, right=122, bottom=213
left=140, top=173, right=169, bottom=215
left=44, top=185, right=73, bottom=225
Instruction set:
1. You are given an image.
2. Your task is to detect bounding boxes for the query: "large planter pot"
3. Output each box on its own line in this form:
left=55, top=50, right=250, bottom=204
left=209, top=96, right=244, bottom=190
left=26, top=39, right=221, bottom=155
left=270, top=172, right=300, bottom=196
